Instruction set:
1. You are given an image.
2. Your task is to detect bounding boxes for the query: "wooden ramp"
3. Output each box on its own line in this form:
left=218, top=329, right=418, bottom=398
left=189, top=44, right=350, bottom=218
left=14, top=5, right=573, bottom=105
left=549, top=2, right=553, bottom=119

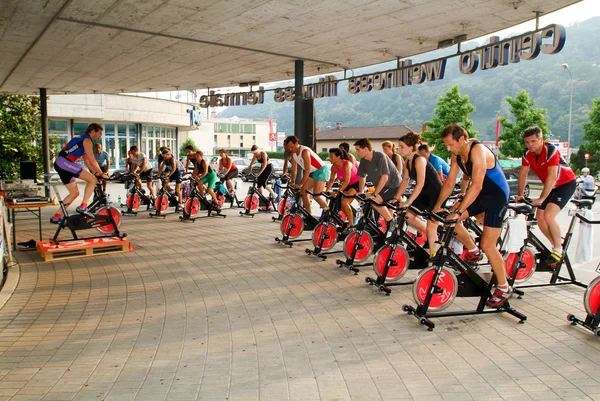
left=37, top=237, right=132, bottom=262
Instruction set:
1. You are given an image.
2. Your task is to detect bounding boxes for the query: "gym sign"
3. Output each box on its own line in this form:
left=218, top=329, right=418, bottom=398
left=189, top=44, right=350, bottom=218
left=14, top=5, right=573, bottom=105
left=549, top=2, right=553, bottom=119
left=347, top=23, right=565, bottom=93
left=193, top=24, right=565, bottom=110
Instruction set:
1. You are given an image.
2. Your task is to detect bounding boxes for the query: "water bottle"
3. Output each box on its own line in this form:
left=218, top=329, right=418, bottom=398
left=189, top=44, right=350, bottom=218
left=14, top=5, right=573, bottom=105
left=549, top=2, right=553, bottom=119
left=107, top=194, right=112, bottom=206
left=275, top=178, right=282, bottom=199
left=117, top=195, right=122, bottom=205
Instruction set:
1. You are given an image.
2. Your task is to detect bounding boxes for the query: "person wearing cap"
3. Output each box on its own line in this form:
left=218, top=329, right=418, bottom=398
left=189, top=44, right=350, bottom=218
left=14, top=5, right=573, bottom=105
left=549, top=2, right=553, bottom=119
left=218, top=149, right=239, bottom=194
left=248, top=145, right=277, bottom=200
left=157, top=149, right=183, bottom=207
left=576, top=167, right=596, bottom=199
left=157, top=146, right=169, bottom=166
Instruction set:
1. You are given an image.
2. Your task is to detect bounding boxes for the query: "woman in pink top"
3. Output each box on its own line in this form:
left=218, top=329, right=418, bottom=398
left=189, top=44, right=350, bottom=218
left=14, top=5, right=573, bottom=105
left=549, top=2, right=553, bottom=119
left=326, top=147, right=360, bottom=229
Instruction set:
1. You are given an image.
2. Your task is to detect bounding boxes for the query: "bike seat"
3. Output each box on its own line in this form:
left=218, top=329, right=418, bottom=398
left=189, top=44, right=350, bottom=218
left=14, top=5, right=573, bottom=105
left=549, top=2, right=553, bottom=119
left=571, top=198, right=594, bottom=208
left=507, top=203, right=532, bottom=215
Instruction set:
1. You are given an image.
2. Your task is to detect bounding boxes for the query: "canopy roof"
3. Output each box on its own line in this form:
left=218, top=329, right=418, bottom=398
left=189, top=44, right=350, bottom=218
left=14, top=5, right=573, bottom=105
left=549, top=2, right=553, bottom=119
left=0, top=0, right=582, bottom=95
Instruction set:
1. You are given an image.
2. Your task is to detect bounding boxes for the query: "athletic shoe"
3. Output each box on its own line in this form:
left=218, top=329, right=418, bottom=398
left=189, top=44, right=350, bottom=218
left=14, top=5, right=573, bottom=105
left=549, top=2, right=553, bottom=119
left=49, top=215, right=63, bottom=224
left=547, top=251, right=563, bottom=268
left=486, top=287, right=513, bottom=308
left=464, top=250, right=483, bottom=264
left=76, top=206, right=95, bottom=218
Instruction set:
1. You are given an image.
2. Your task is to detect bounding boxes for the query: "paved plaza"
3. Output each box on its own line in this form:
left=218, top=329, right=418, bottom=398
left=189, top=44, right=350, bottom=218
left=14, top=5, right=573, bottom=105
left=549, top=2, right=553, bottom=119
left=2, top=184, right=600, bottom=401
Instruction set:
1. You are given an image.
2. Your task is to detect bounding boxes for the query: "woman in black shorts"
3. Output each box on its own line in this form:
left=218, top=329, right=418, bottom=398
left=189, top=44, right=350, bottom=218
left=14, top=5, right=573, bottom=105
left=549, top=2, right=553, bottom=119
left=393, top=131, right=442, bottom=251
left=249, top=145, right=277, bottom=200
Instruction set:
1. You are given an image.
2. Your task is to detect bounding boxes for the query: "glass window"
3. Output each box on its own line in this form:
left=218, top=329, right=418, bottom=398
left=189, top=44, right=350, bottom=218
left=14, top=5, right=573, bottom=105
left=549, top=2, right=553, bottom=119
left=213, top=135, right=217, bottom=147
left=227, top=135, right=231, bottom=147
left=104, top=124, right=116, bottom=167
left=73, top=122, right=88, bottom=136
left=160, top=127, right=165, bottom=138
left=252, top=135, right=256, bottom=145
left=240, top=135, right=244, bottom=148
left=118, top=124, right=126, bottom=137
left=231, top=124, right=239, bottom=133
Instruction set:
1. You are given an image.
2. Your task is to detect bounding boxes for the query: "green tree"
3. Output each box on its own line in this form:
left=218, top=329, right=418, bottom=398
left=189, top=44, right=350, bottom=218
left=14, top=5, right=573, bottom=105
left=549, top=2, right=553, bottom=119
left=582, top=98, right=600, bottom=155
left=421, top=85, right=477, bottom=160
left=498, top=90, right=549, bottom=158
left=179, top=138, right=198, bottom=155
left=0, top=95, right=42, bottom=180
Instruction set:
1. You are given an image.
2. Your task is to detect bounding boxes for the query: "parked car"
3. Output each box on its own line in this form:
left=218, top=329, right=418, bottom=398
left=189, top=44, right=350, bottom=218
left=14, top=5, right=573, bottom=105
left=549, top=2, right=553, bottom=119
left=504, top=170, right=529, bottom=198
left=240, top=159, right=285, bottom=182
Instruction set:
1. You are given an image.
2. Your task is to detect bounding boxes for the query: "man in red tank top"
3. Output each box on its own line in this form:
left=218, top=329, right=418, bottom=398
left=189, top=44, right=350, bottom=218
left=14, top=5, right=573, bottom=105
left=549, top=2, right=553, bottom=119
left=518, top=126, right=577, bottom=266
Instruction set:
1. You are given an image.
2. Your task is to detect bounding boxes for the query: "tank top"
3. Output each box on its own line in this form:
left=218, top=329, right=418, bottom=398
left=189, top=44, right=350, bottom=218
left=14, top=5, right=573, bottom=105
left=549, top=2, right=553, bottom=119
left=163, top=158, right=179, bottom=172
left=221, top=157, right=237, bottom=170
left=406, top=154, right=442, bottom=192
left=335, top=160, right=360, bottom=185
left=256, top=152, right=268, bottom=164
left=197, top=159, right=213, bottom=175
left=58, top=134, right=91, bottom=162
left=391, top=153, right=402, bottom=170
left=455, top=140, right=509, bottom=199
left=292, top=145, right=324, bottom=173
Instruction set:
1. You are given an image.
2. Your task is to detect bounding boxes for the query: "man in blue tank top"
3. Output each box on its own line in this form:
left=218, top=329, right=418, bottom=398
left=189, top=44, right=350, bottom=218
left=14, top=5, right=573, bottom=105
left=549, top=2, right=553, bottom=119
left=51, top=123, right=108, bottom=223
left=431, top=124, right=512, bottom=308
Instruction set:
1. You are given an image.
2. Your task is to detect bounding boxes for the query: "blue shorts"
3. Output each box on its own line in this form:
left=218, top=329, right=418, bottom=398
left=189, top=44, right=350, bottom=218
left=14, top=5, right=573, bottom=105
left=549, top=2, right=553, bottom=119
left=309, top=165, right=330, bottom=182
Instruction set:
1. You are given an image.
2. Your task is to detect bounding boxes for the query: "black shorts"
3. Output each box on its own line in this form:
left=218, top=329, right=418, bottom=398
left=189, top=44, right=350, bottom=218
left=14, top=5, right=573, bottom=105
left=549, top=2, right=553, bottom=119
left=169, top=170, right=182, bottom=184
left=139, top=169, right=153, bottom=183
left=380, top=186, right=399, bottom=203
left=54, top=157, right=83, bottom=185
left=224, top=168, right=238, bottom=180
left=343, top=181, right=360, bottom=192
left=466, top=196, right=508, bottom=228
left=257, top=164, right=273, bottom=188
left=541, top=180, right=576, bottom=210
left=412, top=192, right=437, bottom=213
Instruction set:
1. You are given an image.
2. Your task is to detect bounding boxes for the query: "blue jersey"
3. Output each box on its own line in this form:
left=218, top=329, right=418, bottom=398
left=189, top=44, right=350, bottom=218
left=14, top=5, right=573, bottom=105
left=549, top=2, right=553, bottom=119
left=59, top=134, right=91, bottom=162
left=456, top=140, right=509, bottom=201
left=429, top=153, right=450, bottom=177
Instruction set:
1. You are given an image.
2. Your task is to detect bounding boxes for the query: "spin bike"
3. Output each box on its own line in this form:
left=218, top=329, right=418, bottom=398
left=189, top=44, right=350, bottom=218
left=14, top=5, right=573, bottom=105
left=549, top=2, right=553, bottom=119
left=402, top=210, right=527, bottom=331
left=365, top=203, right=430, bottom=295
left=149, top=176, right=182, bottom=218
left=180, top=176, right=226, bottom=222
left=240, top=173, right=276, bottom=216
left=274, top=188, right=319, bottom=246
left=121, top=173, right=155, bottom=216
left=568, top=266, right=600, bottom=337
left=272, top=178, right=294, bottom=222
left=335, top=193, right=388, bottom=274
left=304, top=191, right=351, bottom=260
left=504, top=197, right=591, bottom=295
left=49, top=180, right=125, bottom=244
left=214, top=176, right=243, bottom=209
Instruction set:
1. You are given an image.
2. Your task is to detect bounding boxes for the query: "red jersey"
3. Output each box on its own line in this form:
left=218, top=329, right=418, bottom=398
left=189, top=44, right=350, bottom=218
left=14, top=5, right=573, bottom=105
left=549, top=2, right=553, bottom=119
left=522, top=142, right=576, bottom=188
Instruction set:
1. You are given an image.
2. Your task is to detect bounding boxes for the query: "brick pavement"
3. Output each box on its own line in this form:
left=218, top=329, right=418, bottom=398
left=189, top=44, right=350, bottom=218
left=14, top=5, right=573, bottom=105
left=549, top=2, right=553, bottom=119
left=1, top=205, right=600, bottom=401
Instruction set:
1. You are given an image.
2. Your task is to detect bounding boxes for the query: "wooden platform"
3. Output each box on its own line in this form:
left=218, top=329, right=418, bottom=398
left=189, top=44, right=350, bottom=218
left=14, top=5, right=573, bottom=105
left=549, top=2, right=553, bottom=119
left=37, top=237, right=132, bottom=262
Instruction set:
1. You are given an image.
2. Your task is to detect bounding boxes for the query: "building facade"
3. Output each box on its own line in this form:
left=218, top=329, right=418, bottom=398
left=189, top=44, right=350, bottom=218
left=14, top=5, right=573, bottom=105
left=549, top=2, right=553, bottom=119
left=182, top=117, right=277, bottom=158
left=47, top=94, right=276, bottom=170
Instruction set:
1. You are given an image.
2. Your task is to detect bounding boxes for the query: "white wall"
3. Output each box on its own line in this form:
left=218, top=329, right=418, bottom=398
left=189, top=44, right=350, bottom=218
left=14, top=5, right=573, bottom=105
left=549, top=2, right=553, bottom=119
left=48, top=94, right=191, bottom=128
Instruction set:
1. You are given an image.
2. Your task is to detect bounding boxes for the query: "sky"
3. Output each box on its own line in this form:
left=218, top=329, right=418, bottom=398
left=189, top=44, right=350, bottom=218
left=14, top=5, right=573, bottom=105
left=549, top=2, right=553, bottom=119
left=486, top=0, right=600, bottom=41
